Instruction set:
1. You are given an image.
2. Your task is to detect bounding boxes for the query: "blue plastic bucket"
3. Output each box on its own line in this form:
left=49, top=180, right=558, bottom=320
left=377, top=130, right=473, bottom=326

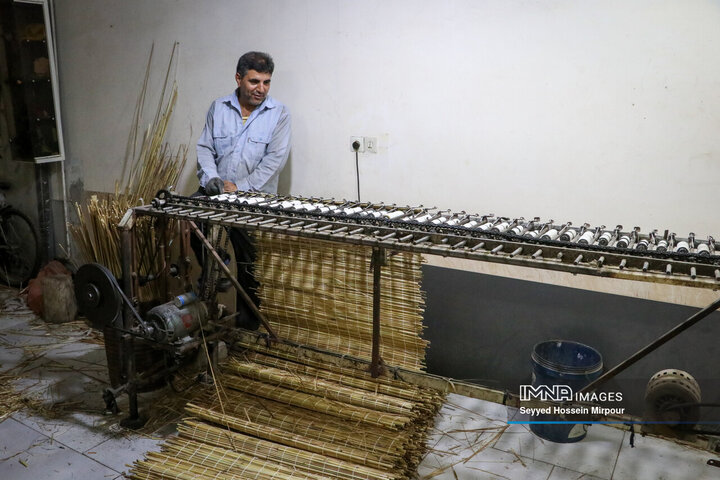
left=529, top=340, right=603, bottom=443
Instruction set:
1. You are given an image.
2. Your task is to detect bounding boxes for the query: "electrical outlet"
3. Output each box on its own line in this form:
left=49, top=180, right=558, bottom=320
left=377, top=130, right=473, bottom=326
left=365, top=136, right=378, bottom=153
left=350, top=136, right=365, bottom=153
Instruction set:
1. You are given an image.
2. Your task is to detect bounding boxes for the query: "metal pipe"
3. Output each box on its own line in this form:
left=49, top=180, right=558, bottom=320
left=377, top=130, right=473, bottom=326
left=578, top=294, right=720, bottom=394
left=180, top=220, right=192, bottom=291
left=453, top=240, right=468, bottom=249
left=158, top=217, right=169, bottom=301
left=370, top=247, right=385, bottom=378
left=125, top=334, right=137, bottom=416
left=120, top=224, right=135, bottom=330
left=471, top=242, right=485, bottom=251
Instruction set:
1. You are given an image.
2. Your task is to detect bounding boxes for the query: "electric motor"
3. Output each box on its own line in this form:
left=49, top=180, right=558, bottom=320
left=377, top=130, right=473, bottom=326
left=146, top=292, right=208, bottom=343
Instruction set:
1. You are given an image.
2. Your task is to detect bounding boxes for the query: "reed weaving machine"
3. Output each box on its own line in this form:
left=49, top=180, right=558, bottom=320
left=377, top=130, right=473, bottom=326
left=76, top=189, right=720, bottom=428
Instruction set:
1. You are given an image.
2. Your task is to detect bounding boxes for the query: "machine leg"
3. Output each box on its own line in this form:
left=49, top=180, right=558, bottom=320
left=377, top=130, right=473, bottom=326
left=120, top=227, right=135, bottom=329
left=200, top=340, right=219, bottom=385
left=370, top=247, right=386, bottom=378
left=120, top=334, right=146, bottom=429
left=157, top=217, right=169, bottom=302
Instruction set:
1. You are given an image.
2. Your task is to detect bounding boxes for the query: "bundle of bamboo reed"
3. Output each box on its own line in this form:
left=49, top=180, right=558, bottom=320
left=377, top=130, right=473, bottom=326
left=192, top=390, right=407, bottom=458
left=70, top=44, right=186, bottom=301
left=127, top=342, right=444, bottom=480
left=225, top=357, right=416, bottom=415
left=253, top=232, right=428, bottom=371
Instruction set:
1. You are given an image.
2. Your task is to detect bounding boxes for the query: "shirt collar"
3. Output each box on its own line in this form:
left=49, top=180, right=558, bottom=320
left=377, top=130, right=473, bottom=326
left=225, top=89, right=277, bottom=114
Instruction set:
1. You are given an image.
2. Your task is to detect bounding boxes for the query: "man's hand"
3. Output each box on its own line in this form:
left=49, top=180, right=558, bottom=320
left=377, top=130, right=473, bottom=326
left=205, top=177, right=224, bottom=196
left=223, top=180, right=237, bottom=193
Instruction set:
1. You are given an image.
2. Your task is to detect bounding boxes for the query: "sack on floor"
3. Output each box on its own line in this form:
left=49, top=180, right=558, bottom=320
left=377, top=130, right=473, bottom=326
left=26, top=260, right=73, bottom=317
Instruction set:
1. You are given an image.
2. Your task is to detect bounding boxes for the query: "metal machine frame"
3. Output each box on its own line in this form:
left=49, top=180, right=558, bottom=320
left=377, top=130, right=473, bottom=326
left=110, top=189, right=720, bottom=428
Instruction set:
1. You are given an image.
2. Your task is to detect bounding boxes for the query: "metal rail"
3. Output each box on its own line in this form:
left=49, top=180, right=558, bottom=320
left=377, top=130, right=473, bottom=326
left=138, top=191, right=720, bottom=289
left=578, top=293, right=720, bottom=394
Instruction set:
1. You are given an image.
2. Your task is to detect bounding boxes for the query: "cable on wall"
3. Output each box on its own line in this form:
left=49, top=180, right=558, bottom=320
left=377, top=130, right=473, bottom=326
left=352, top=140, right=361, bottom=202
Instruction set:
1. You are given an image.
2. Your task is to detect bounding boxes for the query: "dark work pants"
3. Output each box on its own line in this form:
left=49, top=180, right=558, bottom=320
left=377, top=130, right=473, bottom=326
left=190, top=190, right=260, bottom=330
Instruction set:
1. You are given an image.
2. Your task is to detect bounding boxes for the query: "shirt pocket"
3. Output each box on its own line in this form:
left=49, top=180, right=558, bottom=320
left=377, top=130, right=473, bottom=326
left=245, top=136, right=270, bottom=167
left=213, top=134, right=238, bottom=157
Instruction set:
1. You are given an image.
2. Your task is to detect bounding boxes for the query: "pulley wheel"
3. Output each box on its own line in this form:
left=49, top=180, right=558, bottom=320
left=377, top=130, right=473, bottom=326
left=644, top=369, right=701, bottom=429
left=74, top=263, right=122, bottom=328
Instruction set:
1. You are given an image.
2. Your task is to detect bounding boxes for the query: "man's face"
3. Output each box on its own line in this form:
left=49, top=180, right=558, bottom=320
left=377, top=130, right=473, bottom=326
left=236, top=69, right=272, bottom=108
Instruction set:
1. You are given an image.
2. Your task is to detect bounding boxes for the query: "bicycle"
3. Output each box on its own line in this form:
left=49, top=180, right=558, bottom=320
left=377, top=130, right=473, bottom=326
left=0, top=181, right=40, bottom=287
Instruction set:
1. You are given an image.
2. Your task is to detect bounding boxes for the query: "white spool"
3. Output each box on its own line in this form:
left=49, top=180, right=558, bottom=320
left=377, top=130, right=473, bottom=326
left=540, top=229, right=559, bottom=241
left=477, top=222, right=494, bottom=231
left=578, top=231, right=595, bottom=245
left=616, top=235, right=631, bottom=248
left=598, top=231, right=613, bottom=246
left=492, top=222, right=510, bottom=233
left=674, top=241, right=689, bottom=254
left=560, top=230, right=577, bottom=242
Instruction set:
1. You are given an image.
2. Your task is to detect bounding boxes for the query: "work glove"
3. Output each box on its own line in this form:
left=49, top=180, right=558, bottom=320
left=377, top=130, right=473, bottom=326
left=205, top=177, right=224, bottom=196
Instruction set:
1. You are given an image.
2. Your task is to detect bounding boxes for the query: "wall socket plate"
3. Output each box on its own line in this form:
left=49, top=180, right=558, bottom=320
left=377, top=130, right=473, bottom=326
left=365, top=136, right=378, bottom=153
left=350, top=136, right=365, bottom=152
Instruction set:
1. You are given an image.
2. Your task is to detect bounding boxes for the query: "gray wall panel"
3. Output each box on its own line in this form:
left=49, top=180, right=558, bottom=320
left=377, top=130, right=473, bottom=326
left=422, top=265, right=720, bottom=419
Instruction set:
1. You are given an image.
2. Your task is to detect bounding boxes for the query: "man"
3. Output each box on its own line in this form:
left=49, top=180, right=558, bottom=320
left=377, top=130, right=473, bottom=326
left=197, top=51, right=291, bottom=194
left=195, top=51, right=291, bottom=328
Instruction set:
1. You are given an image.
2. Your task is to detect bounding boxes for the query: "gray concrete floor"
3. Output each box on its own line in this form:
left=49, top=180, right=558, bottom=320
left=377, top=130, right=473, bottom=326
left=0, top=286, right=170, bottom=479
left=1, top=285, right=718, bottom=479
left=418, top=394, right=719, bottom=479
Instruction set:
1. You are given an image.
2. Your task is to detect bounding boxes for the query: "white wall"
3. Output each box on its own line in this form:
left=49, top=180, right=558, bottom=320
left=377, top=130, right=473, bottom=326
left=54, top=0, right=720, bottom=238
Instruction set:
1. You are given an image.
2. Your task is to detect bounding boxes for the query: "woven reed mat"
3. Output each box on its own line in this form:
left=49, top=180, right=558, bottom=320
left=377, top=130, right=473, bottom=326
left=253, top=232, right=428, bottom=371
left=128, top=343, right=445, bottom=480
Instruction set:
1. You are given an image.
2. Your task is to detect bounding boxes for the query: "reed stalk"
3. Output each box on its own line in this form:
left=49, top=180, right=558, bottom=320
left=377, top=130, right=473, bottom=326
left=70, top=44, right=186, bottom=302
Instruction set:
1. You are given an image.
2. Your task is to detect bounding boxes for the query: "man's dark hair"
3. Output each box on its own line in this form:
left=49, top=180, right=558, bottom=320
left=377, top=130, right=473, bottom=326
left=236, top=51, right=274, bottom=77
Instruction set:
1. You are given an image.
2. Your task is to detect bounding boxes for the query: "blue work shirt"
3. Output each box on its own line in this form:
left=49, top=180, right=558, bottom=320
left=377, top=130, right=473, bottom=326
left=196, top=90, right=291, bottom=194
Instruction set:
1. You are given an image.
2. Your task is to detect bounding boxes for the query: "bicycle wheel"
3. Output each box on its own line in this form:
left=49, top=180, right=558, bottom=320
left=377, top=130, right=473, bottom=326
left=0, top=208, right=41, bottom=287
